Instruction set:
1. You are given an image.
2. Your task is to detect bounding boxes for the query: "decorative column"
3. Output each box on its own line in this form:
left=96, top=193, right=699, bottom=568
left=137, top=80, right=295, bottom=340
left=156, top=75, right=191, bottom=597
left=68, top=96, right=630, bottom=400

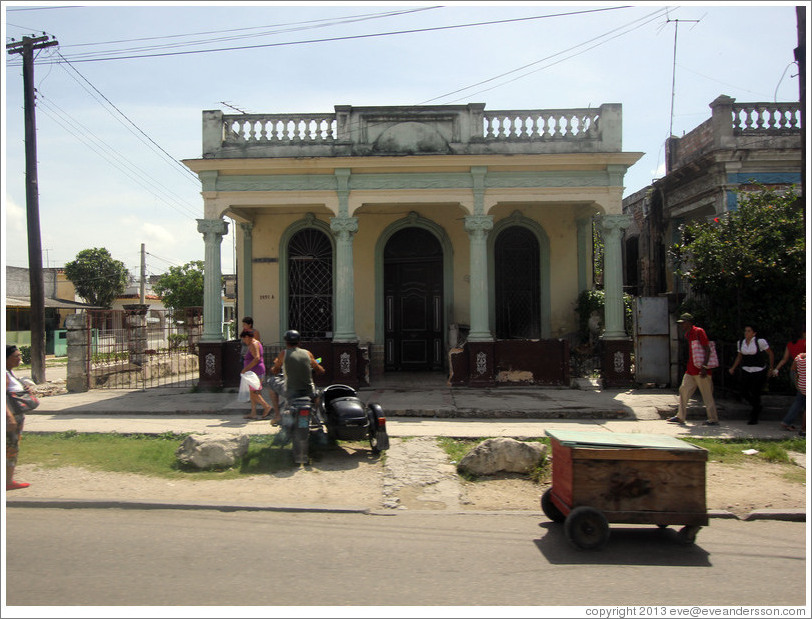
left=198, top=218, right=229, bottom=342
left=240, top=222, right=253, bottom=318
left=330, top=215, right=358, bottom=342
left=599, top=213, right=633, bottom=387
left=197, top=218, right=229, bottom=390
left=465, top=214, right=495, bottom=387
left=600, top=214, right=631, bottom=339
left=465, top=214, right=493, bottom=341
left=330, top=168, right=359, bottom=385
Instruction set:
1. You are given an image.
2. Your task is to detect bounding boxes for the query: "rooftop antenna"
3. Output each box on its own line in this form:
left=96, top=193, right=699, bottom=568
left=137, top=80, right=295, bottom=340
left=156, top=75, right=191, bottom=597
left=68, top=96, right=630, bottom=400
left=665, top=10, right=702, bottom=137
left=219, top=101, right=250, bottom=114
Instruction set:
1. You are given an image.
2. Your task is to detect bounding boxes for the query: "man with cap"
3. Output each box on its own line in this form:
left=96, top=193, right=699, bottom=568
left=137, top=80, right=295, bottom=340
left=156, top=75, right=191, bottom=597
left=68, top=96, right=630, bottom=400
left=668, top=313, right=719, bottom=426
left=269, top=330, right=325, bottom=422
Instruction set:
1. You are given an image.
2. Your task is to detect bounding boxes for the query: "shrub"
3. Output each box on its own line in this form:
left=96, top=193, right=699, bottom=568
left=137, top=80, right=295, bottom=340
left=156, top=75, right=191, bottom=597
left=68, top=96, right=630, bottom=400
left=19, top=345, right=32, bottom=365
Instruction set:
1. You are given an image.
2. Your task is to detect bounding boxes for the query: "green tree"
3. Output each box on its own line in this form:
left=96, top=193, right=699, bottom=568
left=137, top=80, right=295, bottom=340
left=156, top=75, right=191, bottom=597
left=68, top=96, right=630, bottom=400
left=154, top=260, right=205, bottom=312
left=64, top=247, right=129, bottom=308
left=670, top=185, right=805, bottom=342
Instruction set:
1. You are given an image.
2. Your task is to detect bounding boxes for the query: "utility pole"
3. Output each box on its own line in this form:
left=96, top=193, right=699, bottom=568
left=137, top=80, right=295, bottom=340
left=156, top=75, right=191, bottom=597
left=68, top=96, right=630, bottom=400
left=140, top=243, right=147, bottom=304
left=795, top=6, right=806, bottom=216
left=7, top=34, right=58, bottom=384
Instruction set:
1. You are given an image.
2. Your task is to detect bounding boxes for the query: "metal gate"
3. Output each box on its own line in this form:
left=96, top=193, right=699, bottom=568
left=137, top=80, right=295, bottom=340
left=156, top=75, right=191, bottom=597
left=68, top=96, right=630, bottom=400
left=632, top=296, right=671, bottom=385
left=85, top=307, right=202, bottom=389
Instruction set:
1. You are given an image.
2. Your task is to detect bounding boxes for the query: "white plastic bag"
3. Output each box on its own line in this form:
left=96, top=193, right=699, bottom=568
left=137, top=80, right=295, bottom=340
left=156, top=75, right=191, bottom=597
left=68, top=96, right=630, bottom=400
left=238, top=371, right=261, bottom=402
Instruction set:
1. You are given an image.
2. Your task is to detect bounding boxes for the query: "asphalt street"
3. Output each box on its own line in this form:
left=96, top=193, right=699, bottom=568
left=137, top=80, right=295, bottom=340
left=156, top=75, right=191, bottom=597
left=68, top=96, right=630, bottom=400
left=5, top=508, right=808, bottom=607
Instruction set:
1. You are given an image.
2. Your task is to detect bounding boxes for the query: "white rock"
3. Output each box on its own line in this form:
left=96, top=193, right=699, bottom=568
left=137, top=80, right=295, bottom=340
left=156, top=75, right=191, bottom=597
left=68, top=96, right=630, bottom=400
left=175, top=434, right=249, bottom=469
left=457, top=437, right=547, bottom=476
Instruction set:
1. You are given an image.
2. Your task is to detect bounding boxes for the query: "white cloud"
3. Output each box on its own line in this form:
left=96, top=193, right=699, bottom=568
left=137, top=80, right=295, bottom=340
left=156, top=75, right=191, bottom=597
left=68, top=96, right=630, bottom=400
left=4, top=197, right=26, bottom=235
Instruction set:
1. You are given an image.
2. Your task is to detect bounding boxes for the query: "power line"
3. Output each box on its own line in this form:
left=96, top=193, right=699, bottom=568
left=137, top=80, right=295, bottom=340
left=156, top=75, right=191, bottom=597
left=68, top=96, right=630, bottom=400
left=36, top=95, right=200, bottom=220
left=9, top=6, right=631, bottom=65
left=420, top=6, right=669, bottom=105
left=54, top=51, right=200, bottom=184
left=53, top=6, right=442, bottom=51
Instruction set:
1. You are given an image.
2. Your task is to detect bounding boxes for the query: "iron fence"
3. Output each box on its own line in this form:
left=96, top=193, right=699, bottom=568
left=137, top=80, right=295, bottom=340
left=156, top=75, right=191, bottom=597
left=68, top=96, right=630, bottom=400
left=85, top=307, right=202, bottom=389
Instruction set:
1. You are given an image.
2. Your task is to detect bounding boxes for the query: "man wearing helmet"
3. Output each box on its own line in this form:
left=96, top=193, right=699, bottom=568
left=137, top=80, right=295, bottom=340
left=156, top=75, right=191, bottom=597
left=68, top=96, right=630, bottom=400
left=269, top=330, right=325, bottom=424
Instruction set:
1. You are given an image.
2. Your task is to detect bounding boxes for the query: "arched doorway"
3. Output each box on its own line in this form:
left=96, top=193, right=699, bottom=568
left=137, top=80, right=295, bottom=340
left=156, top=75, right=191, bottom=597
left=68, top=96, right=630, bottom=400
left=287, top=227, right=333, bottom=340
left=494, top=225, right=540, bottom=339
left=384, top=227, right=443, bottom=371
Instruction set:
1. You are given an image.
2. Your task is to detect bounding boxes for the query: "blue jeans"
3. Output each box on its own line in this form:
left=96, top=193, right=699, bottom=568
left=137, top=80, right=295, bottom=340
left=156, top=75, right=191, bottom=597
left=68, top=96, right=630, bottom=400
left=782, top=391, right=806, bottom=427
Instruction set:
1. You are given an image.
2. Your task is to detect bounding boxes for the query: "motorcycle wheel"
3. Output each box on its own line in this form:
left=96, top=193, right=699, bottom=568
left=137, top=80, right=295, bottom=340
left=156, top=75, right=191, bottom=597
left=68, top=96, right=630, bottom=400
left=369, top=428, right=390, bottom=454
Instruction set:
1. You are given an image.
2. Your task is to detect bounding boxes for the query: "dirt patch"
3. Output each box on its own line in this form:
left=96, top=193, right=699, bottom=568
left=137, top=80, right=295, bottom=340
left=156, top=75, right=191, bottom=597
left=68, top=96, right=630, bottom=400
left=10, top=446, right=805, bottom=518
left=459, top=459, right=806, bottom=517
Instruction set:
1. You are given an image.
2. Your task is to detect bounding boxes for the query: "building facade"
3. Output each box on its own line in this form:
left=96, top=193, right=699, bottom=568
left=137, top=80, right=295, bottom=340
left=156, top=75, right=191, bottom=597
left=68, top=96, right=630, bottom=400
left=623, top=95, right=803, bottom=297
left=184, top=103, right=642, bottom=387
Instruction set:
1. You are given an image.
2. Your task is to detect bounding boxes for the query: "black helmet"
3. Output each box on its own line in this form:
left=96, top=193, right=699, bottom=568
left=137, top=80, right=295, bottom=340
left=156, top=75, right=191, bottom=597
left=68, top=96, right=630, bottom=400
left=284, top=330, right=301, bottom=344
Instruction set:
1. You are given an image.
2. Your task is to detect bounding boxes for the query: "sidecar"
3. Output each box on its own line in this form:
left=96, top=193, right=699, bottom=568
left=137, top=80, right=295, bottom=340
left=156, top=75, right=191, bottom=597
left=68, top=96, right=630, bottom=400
left=321, top=384, right=390, bottom=454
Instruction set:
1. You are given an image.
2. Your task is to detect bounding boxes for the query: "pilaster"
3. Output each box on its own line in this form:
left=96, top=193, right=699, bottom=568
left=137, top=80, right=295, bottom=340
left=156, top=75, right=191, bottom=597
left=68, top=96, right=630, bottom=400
left=240, top=222, right=254, bottom=317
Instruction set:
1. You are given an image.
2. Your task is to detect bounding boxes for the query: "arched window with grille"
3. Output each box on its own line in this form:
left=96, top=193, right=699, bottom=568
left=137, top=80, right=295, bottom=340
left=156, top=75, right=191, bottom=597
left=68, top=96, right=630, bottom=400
left=494, top=225, right=540, bottom=339
left=287, top=227, right=333, bottom=340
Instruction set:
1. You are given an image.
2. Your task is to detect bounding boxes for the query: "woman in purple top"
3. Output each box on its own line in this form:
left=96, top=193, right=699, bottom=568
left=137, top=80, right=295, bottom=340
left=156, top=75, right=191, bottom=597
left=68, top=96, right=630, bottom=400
left=240, top=330, right=273, bottom=420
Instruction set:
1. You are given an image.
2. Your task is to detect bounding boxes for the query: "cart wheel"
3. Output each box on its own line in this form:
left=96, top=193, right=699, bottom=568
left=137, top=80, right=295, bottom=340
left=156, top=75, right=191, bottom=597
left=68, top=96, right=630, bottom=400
left=541, top=488, right=565, bottom=523
left=677, top=525, right=701, bottom=545
left=565, top=506, right=610, bottom=550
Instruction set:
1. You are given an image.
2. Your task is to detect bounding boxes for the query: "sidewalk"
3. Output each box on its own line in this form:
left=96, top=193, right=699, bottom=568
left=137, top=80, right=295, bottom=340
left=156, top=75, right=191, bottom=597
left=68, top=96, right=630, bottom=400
left=9, top=382, right=806, bottom=521
left=20, top=380, right=804, bottom=440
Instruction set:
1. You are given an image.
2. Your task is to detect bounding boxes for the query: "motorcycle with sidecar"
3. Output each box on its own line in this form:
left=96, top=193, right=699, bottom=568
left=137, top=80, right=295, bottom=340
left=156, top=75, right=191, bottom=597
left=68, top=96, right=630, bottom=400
left=275, top=381, right=390, bottom=464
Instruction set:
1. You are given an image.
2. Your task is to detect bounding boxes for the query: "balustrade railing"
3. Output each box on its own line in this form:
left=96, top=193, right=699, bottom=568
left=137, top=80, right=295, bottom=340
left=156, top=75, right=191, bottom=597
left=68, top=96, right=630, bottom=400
left=221, top=107, right=605, bottom=146
left=224, top=113, right=337, bottom=143
left=482, top=108, right=601, bottom=141
left=731, top=103, right=801, bottom=133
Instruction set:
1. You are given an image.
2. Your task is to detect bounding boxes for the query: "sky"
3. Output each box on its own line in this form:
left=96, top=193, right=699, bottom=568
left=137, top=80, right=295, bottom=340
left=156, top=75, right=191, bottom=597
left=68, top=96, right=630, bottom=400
left=2, top=1, right=806, bottom=279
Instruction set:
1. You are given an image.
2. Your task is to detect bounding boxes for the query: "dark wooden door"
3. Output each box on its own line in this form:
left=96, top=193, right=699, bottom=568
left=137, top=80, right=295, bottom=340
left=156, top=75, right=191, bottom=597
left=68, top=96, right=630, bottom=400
left=384, top=228, right=443, bottom=371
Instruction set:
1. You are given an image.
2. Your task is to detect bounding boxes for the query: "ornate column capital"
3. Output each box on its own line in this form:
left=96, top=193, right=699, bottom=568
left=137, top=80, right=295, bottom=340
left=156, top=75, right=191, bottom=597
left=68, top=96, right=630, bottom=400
left=464, top=214, right=493, bottom=239
left=330, top=215, right=358, bottom=240
left=239, top=221, right=254, bottom=239
left=599, top=213, right=631, bottom=237
left=197, top=218, right=229, bottom=238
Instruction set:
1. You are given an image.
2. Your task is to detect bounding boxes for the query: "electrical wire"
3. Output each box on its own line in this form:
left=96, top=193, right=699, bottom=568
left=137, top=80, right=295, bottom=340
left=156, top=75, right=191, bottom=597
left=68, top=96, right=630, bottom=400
left=8, top=6, right=631, bottom=65
left=422, top=6, right=670, bottom=105
left=36, top=95, right=200, bottom=221
left=53, top=7, right=442, bottom=54
left=54, top=51, right=201, bottom=184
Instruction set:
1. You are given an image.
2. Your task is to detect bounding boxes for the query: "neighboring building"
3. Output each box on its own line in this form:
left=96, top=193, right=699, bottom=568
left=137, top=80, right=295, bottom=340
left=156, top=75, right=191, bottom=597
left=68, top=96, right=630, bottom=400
left=623, top=95, right=803, bottom=297
left=184, top=103, right=642, bottom=387
left=5, top=266, right=97, bottom=354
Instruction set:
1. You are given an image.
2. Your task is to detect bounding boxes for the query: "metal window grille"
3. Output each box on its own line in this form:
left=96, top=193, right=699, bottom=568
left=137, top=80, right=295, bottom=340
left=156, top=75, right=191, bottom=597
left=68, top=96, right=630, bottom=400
left=495, top=226, right=540, bottom=339
left=288, top=228, right=333, bottom=340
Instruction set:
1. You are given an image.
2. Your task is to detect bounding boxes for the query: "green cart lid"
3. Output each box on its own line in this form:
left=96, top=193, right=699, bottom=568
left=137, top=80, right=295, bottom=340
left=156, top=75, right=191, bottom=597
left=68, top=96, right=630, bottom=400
left=544, top=429, right=705, bottom=451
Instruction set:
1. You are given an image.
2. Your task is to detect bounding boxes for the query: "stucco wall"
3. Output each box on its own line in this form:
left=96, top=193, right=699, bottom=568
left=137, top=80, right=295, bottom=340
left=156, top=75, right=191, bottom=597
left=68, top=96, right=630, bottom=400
left=239, top=200, right=587, bottom=345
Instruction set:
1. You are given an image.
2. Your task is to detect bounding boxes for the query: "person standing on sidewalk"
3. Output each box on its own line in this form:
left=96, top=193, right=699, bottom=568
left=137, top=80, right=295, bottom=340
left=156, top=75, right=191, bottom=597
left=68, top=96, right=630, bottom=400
left=668, top=313, right=719, bottom=426
left=781, top=352, right=806, bottom=437
left=240, top=330, right=273, bottom=420
left=728, top=325, right=774, bottom=425
left=772, top=328, right=806, bottom=431
left=6, top=345, right=31, bottom=490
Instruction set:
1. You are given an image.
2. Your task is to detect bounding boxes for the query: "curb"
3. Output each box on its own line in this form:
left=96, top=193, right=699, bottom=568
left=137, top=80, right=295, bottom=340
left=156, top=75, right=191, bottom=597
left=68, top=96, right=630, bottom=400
left=5, top=498, right=804, bottom=521
left=4, top=497, right=371, bottom=514
left=742, top=508, right=806, bottom=522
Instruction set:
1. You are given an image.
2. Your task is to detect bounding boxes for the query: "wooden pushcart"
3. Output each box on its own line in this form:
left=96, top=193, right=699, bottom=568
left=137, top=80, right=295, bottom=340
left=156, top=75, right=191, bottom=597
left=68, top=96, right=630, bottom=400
left=542, top=430, right=708, bottom=550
